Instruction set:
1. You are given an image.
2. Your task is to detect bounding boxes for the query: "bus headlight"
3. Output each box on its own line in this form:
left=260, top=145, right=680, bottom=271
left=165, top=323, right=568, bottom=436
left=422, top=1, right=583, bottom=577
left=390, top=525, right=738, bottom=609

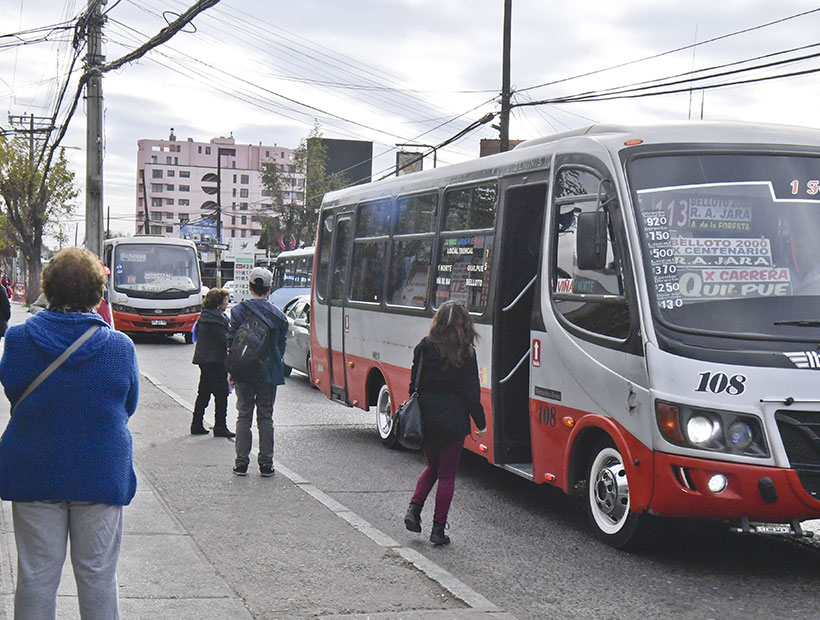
left=687, top=415, right=720, bottom=447
left=656, top=400, right=768, bottom=457
left=727, top=421, right=754, bottom=450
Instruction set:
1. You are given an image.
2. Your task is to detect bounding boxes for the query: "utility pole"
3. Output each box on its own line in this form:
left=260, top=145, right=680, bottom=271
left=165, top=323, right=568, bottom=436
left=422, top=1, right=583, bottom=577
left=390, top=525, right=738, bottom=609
left=85, top=0, right=106, bottom=256
left=499, top=0, right=512, bottom=153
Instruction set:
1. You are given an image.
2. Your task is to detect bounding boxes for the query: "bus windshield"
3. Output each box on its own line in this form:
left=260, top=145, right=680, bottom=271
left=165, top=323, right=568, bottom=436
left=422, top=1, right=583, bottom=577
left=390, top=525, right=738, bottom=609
left=629, top=151, right=820, bottom=340
left=113, top=243, right=200, bottom=298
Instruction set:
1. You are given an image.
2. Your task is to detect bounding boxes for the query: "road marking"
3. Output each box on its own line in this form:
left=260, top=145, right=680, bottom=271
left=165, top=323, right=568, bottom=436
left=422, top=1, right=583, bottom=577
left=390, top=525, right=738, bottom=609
left=141, top=370, right=512, bottom=617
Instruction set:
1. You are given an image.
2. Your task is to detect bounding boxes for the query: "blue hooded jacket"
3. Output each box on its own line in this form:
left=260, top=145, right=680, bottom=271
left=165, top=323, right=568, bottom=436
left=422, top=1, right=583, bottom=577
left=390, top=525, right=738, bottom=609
left=228, top=298, right=288, bottom=386
left=0, top=310, right=140, bottom=505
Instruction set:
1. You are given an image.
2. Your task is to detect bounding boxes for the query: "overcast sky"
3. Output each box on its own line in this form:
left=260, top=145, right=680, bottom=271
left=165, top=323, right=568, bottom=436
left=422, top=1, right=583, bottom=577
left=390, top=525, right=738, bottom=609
left=3, top=0, right=820, bottom=239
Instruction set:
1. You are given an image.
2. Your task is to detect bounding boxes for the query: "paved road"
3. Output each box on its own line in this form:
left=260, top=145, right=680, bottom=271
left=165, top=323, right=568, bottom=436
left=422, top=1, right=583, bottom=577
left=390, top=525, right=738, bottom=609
left=135, top=331, right=820, bottom=620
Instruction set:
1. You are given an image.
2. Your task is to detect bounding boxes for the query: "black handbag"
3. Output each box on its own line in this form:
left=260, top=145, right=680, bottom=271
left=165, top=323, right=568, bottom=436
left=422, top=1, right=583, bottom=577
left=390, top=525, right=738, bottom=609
left=397, top=353, right=424, bottom=450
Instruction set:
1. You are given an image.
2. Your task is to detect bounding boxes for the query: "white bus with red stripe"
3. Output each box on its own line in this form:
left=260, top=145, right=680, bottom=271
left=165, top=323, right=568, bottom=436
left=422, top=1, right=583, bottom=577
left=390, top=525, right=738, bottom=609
left=103, top=236, right=202, bottom=342
left=310, top=122, right=820, bottom=547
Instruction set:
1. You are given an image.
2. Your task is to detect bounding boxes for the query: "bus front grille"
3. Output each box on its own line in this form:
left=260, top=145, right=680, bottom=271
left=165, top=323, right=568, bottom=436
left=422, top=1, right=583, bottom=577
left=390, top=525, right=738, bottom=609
left=775, top=410, right=820, bottom=500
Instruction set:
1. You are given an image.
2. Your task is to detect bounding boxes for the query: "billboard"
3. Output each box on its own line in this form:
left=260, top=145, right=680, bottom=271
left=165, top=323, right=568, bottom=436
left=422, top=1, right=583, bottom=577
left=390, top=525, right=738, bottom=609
left=180, top=220, right=217, bottom=251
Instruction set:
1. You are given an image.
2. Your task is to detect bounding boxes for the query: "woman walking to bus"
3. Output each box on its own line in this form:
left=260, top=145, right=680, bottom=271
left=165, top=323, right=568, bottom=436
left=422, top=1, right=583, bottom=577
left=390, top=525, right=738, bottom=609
left=404, top=301, right=487, bottom=545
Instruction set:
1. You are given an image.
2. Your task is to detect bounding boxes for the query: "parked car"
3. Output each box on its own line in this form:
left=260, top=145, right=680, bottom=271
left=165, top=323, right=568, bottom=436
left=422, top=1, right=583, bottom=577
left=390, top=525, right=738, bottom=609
left=223, top=280, right=235, bottom=302
left=282, top=295, right=311, bottom=382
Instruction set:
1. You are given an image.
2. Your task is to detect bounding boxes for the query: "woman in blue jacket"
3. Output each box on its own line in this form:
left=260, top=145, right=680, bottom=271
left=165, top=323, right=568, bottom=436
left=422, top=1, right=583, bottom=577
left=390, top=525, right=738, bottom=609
left=0, top=247, right=139, bottom=620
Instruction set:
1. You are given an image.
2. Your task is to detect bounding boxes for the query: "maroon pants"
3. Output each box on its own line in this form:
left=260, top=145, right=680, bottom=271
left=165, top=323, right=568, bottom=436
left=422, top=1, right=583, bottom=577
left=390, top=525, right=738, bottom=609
left=411, top=441, right=464, bottom=524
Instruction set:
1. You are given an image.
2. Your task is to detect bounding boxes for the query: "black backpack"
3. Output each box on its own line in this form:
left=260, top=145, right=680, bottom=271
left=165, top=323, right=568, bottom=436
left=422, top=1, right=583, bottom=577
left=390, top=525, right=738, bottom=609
left=226, top=303, right=270, bottom=383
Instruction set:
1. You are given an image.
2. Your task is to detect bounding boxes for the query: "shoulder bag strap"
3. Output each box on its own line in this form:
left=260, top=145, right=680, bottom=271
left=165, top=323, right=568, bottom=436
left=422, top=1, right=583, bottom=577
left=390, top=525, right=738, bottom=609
left=11, top=325, right=100, bottom=416
left=411, top=351, right=424, bottom=395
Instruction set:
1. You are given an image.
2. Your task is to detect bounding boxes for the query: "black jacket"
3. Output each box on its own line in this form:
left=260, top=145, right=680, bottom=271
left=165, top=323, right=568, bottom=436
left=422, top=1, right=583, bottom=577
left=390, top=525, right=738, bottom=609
left=0, top=286, right=9, bottom=337
left=192, top=307, right=229, bottom=366
left=409, top=337, right=486, bottom=449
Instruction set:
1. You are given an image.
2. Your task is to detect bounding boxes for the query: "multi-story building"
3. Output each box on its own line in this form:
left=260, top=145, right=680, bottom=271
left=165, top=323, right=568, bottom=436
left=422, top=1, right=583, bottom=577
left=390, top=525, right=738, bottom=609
left=135, top=130, right=305, bottom=248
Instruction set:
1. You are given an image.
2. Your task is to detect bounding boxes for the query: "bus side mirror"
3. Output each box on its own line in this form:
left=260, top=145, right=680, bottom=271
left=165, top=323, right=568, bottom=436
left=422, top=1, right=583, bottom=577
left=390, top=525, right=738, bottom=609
left=576, top=211, right=608, bottom=271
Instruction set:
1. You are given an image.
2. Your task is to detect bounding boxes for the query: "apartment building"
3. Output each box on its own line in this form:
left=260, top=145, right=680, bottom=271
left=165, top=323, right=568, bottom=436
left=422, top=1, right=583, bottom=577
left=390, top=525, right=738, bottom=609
left=135, top=130, right=305, bottom=247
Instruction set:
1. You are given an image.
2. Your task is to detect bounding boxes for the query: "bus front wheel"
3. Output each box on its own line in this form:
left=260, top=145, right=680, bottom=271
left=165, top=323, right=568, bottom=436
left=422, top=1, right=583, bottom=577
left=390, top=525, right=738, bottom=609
left=585, top=440, right=651, bottom=549
left=376, top=384, right=400, bottom=449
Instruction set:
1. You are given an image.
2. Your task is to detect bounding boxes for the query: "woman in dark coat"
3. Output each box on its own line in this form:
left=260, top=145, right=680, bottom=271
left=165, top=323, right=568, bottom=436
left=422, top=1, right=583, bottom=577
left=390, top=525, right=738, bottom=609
left=191, top=288, right=235, bottom=437
left=404, top=301, right=487, bottom=545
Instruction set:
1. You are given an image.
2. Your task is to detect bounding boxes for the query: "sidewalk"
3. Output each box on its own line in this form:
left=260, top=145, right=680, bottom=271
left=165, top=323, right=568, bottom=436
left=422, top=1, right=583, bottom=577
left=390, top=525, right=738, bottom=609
left=0, top=302, right=515, bottom=620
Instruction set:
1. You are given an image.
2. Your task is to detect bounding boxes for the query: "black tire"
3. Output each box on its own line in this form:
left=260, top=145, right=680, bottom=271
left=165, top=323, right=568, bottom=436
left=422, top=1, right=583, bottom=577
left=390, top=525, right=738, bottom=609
left=183, top=332, right=193, bottom=344
left=283, top=364, right=292, bottom=377
left=585, top=439, right=654, bottom=549
left=376, top=383, right=400, bottom=449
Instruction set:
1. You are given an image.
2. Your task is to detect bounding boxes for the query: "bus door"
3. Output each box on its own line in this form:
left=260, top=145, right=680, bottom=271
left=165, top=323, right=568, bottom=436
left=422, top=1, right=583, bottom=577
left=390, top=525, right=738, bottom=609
left=492, top=179, right=548, bottom=469
left=327, top=214, right=353, bottom=402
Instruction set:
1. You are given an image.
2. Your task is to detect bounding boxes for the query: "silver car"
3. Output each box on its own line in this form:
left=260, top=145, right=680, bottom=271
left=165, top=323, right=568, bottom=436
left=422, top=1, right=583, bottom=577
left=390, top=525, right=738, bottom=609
left=282, top=295, right=312, bottom=383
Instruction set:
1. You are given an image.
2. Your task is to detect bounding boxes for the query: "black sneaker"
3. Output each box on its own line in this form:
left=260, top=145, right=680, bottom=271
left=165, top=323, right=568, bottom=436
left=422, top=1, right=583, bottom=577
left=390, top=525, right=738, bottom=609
left=232, top=464, right=248, bottom=476
left=259, top=464, right=275, bottom=477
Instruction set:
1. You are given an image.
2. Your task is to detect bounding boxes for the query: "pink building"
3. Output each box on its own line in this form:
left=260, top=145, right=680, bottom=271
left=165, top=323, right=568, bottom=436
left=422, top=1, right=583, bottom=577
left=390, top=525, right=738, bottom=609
left=135, top=130, right=305, bottom=247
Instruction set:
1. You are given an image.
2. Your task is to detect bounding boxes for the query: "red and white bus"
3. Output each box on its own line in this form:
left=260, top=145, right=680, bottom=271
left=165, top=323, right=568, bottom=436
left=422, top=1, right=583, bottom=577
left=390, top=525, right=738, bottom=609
left=103, top=236, right=202, bottom=343
left=309, top=122, right=820, bottom=547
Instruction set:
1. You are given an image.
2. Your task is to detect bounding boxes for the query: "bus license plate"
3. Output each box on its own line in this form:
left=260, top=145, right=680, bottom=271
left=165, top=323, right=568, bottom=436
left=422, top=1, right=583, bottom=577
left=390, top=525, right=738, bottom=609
left=151, top=319, right=167, bottom=326
left=755, top=524, right=790, bottom=534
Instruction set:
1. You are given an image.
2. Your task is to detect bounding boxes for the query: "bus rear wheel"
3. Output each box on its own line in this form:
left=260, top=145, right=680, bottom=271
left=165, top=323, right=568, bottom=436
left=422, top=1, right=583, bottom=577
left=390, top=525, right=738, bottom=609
left=585, top=440, right=650, bottom=549
left=376, top=384, right=400, bottom=449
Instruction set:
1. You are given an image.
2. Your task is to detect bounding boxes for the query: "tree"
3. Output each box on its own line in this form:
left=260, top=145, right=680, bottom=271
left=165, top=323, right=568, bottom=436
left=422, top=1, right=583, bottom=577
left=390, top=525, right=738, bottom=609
left=0, top=136, right=78, bottom=302
left=259, top=121, right=348, bottom=252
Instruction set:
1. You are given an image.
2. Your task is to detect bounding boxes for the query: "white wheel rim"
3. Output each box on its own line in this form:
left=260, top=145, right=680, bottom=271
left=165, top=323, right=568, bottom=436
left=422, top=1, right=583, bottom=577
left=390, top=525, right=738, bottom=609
left=589, top=447, right=630, bottom=535
left=376, top=385, right=393, bottom=439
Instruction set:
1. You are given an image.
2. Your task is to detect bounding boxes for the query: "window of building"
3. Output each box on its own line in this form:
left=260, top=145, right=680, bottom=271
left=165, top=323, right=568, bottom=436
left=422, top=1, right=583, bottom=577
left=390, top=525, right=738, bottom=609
left=179, top=170, right=190, bottom=178
left=232, top=174, right=237, bottom=183
left=151, top=198, right=162, bottom=207
left=174, top=157, right=178, bottom=165
left=251, top=215, right=259, bottom=222
left=166, top=156, right=172, bottom=164
left=179, top=214, right=189, bottom=223
left=266, top=150, right=270, bottom=157
left=231, top=162, right=236, bottom=169
left=150, top=225, right=162, bottom=234
left=241, top=229, right=247, bottom=238
left=550, top=164, right=630, bottom=339
left=151, top=169, right=163, bottom=178
left=166, top=198, right=174, bottom=206
left=205, top=146, right=211, bottom=155
left=231, top=216, right=236, bottom=225
left=281, top=151, right=285, bottom=158
left=240, top=203, right=248, bottom=210
left=198, top=146, right=202, bottom=154
left=240, top=188, right=248, bottom=198
left=165, top=212, right=174, bottom=219
left=151, top=212, right=162, bottom=221
left=241, top=174, right=249, bottom=184
left=231, top=229, right=236, bottom=238
left=261, top=189, right=272, bottom=197
left=151, top=184, right=163, bottom=193
left=166, top=184, right=174, bottom=192
left=166, top=226, right=174, bottom=233
left=387, top=193, right=438, bottom=308
left=151, top=155, right=157, bottom=164
left=434, top=183, right=497, bottom=312
left=232, top=188, right=237, bottom=197
left=179, top=199, right=190, bottom=206
left=240, top=215, right=247, bottom=225
left=167, top=170, right=175, bottom=177
left=179, top=185, right=190, bottom=192
left=288, top=165, right=296, bottom=173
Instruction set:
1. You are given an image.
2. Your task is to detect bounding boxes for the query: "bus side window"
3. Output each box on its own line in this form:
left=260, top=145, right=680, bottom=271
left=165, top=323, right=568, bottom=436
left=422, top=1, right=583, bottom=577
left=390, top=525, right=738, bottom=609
left=552, top=165, right=630, bottom=340
left=351, top=200, right=391, bottom=303
left=315, top=215, right=334, bottom=299
left=387, top=193, right=437, bottom=308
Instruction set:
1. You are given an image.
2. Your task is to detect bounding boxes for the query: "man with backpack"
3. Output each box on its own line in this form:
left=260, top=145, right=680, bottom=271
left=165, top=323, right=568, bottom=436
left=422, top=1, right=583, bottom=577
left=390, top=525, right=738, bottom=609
left=226, top=267, right=288, bottom=477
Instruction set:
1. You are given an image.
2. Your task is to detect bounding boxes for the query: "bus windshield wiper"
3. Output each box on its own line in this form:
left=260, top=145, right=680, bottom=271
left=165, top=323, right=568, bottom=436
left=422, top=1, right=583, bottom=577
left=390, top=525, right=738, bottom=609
left=774, top=319, right=820, bottom=327
left=145, top=287, right=193, bottom=298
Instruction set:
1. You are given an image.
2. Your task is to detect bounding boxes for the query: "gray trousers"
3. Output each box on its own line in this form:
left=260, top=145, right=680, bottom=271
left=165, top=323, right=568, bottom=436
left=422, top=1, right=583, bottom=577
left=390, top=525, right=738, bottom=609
left=234, top=381, right=276, bottom=468
left=12, top=501, right=123, bottom=620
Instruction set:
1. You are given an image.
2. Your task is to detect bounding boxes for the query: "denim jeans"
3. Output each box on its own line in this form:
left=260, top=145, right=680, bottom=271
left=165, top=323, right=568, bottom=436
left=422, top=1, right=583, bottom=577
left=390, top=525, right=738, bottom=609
left=234, top=380, right=276, bottom=468
left=12, top=501, right=123, bottom=620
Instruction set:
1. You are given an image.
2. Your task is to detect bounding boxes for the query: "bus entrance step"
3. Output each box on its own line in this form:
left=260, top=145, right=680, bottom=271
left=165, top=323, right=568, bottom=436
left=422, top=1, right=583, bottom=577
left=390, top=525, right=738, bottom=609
left=500, top=463, right=534, bottom=481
